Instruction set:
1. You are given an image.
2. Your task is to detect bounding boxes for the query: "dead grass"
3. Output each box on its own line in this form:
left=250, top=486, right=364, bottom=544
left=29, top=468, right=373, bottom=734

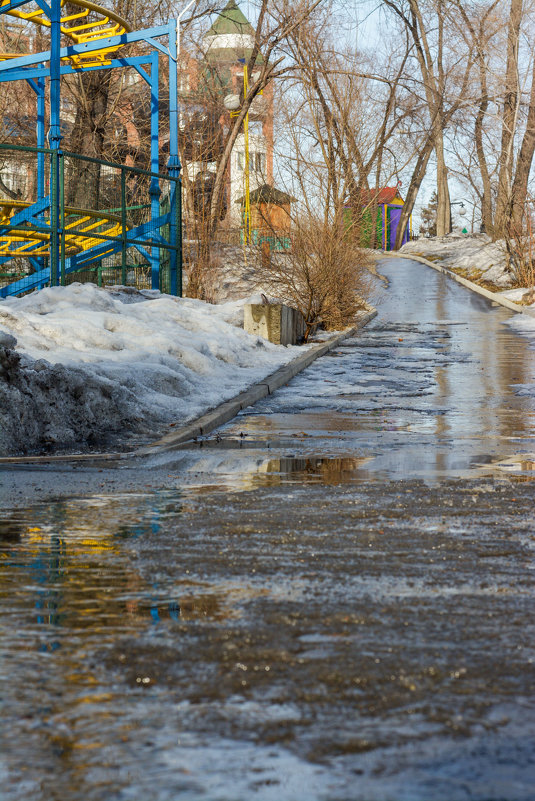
left=445, top=265, right=506, bottom=294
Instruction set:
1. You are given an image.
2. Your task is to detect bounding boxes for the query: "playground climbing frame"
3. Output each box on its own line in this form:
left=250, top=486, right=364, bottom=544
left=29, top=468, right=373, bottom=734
left=0, top=0, right=182, bottom=298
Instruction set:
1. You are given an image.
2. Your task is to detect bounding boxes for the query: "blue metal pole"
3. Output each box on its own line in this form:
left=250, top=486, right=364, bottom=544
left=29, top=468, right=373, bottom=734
left=49, top=0, right=62, bottom=287
left=167, top=18, right=181, bottom=296
left=49, top=0, right=61, bottom=148
left=149, top=51, right=161, bottom=291
left=36, top=75, right=45, bottom=202
left=38, top=74, right=46, bottom=277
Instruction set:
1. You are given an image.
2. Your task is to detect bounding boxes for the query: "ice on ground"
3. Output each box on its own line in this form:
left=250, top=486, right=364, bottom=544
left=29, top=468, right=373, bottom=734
left=506, top=311, right=535, bottom=341
left=400, top=233, right=513, bottom=287
left=0, top=283, right=301, bottom=456
left=503, top=307, right=535, bottom=397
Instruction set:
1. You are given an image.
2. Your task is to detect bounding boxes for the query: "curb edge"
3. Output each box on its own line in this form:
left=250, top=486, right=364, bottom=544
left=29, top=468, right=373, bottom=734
left=382, top=252, right=535, bottom=317
left=135, top=308, right=378, bottom=456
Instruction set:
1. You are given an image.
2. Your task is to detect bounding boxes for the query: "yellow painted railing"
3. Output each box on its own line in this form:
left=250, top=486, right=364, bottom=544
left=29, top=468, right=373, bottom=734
left=0, top=0, right=131, bottom=67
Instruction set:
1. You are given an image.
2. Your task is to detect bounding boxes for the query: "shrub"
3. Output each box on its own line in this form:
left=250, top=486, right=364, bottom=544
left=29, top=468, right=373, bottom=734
left=256, top=210, right=373, bottom=342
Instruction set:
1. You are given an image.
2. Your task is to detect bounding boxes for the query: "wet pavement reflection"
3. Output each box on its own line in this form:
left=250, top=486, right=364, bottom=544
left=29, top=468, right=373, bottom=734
left=129, top=257, right=535, bottom=491
left=1, top=482, right=535, bottom=800
left=1, top=259, right=535, bottom=800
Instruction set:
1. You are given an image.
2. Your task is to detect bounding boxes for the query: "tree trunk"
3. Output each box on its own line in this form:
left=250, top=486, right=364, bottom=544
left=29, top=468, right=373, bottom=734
left=435, top=131, right=451, bottom=236
left=510, top=57, right=535, bottom=230
left=474, top=46, right=493, bottom=234
left=394, top=133, right=434, bottom=249
left=494, top=0, right=523, bottom=238
left=66, top=70, right=112, bottom=209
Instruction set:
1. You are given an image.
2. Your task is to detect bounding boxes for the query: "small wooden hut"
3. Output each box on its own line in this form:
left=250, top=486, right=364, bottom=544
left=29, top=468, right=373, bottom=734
left=236, top=184, right=295, bottom=251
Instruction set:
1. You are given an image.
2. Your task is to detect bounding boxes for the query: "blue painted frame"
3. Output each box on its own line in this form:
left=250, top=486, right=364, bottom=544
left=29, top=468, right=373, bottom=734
left=0, top=3, right=181, bottom=296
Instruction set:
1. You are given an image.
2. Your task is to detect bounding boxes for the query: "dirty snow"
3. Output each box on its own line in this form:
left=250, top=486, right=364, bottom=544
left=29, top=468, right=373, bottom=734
left=182, top=242, right=296, bottom=304
left=187, top=243, right=268, bottom=304
left=399, top=233, right=513, bottom=287
left=0, top=283, right=302, bottom=456
left=498, top=287, right=535, bottom=309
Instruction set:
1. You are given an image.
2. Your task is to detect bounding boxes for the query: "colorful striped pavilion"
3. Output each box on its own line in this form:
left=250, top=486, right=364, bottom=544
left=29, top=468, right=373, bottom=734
left=345, top=182, right=411, bottom=251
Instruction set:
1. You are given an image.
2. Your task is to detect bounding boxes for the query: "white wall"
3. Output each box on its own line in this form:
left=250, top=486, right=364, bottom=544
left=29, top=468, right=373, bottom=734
left=229, top=132, right=267, bottom=223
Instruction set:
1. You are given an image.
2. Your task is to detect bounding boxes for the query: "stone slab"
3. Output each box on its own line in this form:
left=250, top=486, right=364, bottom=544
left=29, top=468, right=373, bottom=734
left=244, top=303, right=306, bottom=345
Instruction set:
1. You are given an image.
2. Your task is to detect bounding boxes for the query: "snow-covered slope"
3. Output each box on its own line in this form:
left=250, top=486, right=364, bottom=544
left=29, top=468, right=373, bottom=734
left=0, top=283, right=300, bottom=455
left=400, top=233, right=512, bottom=287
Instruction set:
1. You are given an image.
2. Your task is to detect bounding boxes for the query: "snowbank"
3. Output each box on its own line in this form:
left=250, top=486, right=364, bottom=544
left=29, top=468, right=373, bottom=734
left=498, top=287, right=535, bottom=308
left=399, top=233, right=513, bottom=287
left=0, top=283, right=300, bottom=456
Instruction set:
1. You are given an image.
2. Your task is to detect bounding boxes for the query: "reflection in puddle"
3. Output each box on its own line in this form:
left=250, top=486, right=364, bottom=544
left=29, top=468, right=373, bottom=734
left=0, top=493, right=284, bottom=649
left=2, top=259, right=535, bottom=800
left=260, top=455, right=374, bottom=484
left=2, top=480, right=535, bottom=801
left=152, top=256, right=535, bottom=489
left=481, top=453, right=535, bottom=474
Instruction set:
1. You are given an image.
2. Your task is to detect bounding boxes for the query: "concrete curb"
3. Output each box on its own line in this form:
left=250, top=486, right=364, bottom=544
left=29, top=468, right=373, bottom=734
left=383, top=252, right=535, bottom=317
left=135, top=308, right=378, bottom=456
left=0, top=308, right=378, bottom=465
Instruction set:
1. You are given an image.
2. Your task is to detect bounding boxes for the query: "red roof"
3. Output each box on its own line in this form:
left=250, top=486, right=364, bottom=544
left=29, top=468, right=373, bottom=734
left=360, top=186, right=402, bottom=205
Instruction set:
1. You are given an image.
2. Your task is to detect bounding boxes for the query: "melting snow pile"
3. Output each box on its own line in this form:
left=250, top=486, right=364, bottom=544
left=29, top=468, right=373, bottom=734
left=400, top=233, right=512, bottom=287
left=0, top=283, right=299, bottom=456
left=499, top=287, right=535, bottom=309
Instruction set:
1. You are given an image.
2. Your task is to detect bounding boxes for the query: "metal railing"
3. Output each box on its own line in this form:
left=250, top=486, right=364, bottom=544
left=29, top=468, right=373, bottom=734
left=0, top=143, right=182, bottom=296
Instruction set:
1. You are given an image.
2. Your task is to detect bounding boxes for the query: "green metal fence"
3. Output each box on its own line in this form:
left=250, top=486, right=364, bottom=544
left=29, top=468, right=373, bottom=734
left=0, top=144, right=181, bottom=296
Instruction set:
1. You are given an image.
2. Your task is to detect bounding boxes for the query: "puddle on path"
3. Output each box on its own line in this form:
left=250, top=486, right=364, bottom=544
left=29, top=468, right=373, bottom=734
left=2, top=259, right=535, bottom=500
left=1, top=480, right=535, bottom=800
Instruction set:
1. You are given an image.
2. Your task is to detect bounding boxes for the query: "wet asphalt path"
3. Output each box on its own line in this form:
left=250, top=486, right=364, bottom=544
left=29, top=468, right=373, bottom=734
left=1, top=258, right=535, bottom=800
left=192, top=257, right=535, bottom=486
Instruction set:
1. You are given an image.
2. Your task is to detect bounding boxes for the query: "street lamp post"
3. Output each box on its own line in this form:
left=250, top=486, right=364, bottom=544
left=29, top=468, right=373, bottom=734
left=168, top=0, right=194, bottom=296
left=224, top=60, right=251, bottom=246
left=177, top=0, right=195, bottom=57
left=451, top=201, right=467, bottom=215
left=451, top=200, right=468, bottom=232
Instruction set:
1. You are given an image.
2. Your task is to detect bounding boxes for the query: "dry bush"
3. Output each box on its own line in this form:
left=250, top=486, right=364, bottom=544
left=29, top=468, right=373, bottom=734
left=183, top=247, right=222, bottom=303
left=504, top=194, right=535, bottom=296
left=256, top=211, right=372, bottom=342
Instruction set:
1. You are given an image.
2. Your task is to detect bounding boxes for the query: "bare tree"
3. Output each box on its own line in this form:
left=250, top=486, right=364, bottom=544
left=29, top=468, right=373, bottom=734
left=278, top=3, right=431, bottom=254
left=176, top=0, right=325, bottom=297
left=447, top=0, right=535, bottom=240
left=449, top=0, right=501, bottom=234
left=383, top=0, right=476, bottom=238
left=259, top=94, right=372, bottom=340
left=494, top=0, right=523, bottom=235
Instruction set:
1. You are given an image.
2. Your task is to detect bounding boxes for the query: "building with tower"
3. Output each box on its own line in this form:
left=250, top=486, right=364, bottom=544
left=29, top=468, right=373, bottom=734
left=180, top=0, right=274, bottom=231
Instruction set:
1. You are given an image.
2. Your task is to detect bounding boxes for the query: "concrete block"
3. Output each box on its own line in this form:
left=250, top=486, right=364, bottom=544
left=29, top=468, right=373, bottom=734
left=244, top=303, right=305, bottom=345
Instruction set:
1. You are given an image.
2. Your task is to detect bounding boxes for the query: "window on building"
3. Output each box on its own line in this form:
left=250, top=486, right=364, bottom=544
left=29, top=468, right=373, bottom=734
left=253, top=152, right=266, bottom=174
left=236, top=151, right=266, bottom=173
